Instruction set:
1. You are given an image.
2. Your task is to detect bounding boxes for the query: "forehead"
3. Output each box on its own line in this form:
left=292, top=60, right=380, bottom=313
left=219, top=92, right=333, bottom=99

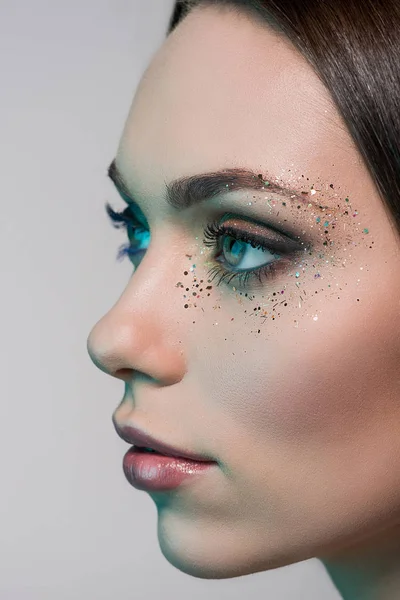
left=117, top=5, right=362, bottom=201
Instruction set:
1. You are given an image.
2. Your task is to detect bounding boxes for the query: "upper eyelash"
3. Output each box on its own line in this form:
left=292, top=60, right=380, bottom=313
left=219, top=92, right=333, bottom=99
left=105, top=203, right=306, bottom=288
left=105, top=203, right=137, bottom=229
left=202, top=219, right=300, bottom=255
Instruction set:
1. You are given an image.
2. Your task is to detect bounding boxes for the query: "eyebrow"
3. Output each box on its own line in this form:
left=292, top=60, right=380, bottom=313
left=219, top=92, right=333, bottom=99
left=108, top=158, right=329, bottom=211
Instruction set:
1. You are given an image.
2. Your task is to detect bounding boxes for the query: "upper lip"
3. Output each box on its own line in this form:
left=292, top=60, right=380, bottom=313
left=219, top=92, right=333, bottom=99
left=114, top=423, right=216, bottom=463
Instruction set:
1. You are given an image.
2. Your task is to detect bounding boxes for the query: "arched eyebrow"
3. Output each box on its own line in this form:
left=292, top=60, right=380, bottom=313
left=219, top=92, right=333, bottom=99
left=107, top=158, right=332, bottom=211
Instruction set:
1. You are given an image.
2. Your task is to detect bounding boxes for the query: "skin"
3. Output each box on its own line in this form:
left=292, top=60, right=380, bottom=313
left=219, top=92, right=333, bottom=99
left=87, top=5, right=400, bottom=599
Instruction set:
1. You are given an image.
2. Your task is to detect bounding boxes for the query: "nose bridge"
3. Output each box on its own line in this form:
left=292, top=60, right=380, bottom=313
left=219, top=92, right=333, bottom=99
left=87, top=261, right=188, bottom=386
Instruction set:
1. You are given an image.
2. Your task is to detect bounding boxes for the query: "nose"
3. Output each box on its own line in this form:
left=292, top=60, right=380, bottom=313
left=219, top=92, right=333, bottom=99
left=86, top=264, right=188, bottom=387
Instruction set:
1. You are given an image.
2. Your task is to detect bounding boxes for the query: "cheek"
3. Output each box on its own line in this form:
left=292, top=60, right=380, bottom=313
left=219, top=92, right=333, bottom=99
left=198, top=278, right=400, bottom=454
left=197, top=288, right=400, bottom=540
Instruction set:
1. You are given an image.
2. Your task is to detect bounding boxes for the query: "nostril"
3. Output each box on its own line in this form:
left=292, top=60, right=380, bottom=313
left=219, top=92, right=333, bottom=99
left=115, top=368, right=133, bottom=381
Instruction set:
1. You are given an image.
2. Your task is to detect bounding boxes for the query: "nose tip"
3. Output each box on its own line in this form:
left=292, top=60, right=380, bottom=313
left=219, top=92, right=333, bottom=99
left=86, top=318, right=187, bottom=386
left=86, top=334, right=104, bottom=372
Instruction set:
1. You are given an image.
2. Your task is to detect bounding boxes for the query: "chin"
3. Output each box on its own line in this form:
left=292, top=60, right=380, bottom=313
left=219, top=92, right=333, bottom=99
left=157, top=536, right=311, bottom=580
left=155, top=511, right=312, bottom=580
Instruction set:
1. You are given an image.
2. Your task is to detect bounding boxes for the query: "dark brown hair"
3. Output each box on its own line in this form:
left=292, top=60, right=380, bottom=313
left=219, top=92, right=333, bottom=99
left=168, top=0, right=400, bottom=239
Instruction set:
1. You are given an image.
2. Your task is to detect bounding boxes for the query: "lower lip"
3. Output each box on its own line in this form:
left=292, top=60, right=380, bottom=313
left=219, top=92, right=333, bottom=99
left=122, top=446, right=217, bottom=491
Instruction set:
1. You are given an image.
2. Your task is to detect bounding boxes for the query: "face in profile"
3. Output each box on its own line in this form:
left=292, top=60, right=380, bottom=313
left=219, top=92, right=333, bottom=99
left=87, top=5, right=400, bottom=579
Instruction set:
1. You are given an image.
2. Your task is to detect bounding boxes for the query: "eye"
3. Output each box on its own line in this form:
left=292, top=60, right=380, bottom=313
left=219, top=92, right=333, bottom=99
left=202, top=215, right=307, bottom=290
left=105, top=203, right=150, bottom=261
left=220, top=234, right=280, bottom=269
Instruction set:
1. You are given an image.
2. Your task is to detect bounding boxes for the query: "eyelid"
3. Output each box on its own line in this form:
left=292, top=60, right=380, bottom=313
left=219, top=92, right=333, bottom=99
left=219, top=213, right=307, bottom=252
left=214, top=202, right=317, bottom=243
left=114, top=189, right=148, bottom=226
left=127, top=204, right=148, bottom=227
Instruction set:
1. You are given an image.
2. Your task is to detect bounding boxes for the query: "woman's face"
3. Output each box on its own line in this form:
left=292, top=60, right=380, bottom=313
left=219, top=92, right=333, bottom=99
left=87, top=5, right=400, bottom=578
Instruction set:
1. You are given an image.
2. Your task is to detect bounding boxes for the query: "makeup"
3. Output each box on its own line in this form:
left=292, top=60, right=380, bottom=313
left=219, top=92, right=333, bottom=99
left=123, top=446, right=217, bottom=492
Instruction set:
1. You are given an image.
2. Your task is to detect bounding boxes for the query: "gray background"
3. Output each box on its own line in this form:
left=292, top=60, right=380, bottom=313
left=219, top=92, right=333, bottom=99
left=0, top=1, right=341, bottom=598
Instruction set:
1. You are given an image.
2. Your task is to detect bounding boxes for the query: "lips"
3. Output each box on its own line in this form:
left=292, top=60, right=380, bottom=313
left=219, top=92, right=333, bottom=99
left=113, top=423, right=216, bottom=463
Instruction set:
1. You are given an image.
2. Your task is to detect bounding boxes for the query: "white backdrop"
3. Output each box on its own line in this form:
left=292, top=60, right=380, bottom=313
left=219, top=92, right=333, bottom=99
left=0, top=1, right=341, bottom=598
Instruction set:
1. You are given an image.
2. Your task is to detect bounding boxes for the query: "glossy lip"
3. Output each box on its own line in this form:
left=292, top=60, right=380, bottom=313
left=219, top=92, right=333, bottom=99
left=114, top=423, right=217, bottom=463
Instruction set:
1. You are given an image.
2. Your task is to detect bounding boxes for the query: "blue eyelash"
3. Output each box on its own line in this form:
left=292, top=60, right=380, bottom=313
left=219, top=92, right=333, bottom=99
left=105, top=203, right=303, bottom=289
left=105, top=203, right=149, bottom=261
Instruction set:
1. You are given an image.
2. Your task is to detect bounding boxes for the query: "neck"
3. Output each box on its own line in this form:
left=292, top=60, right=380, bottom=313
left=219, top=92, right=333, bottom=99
left=321, top=525, right=400, bottom=600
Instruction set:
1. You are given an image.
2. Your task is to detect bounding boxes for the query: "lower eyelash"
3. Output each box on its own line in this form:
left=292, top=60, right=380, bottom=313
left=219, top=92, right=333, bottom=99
left=206, top=260, right=287, bottom=289
left=116, top=243, right=144, bottom=262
